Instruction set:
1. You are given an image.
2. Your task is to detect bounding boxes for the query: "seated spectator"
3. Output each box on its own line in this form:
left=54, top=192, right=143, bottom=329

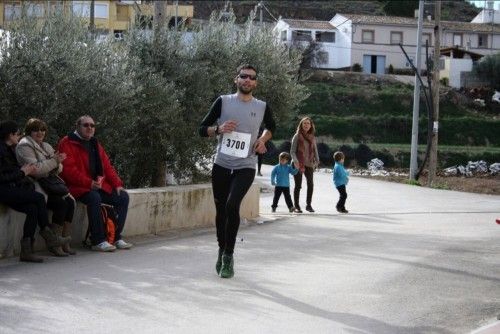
left=16, top=118, right=76, bottom=256
left=58, top=115, right=132, bottom=252
left=0, top=120, right=70, bottom=263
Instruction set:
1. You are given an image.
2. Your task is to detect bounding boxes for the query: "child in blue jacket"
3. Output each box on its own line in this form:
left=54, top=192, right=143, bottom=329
left=333, top=151, right=349, bottom=213
left=271, top=152, right=298, bottom=213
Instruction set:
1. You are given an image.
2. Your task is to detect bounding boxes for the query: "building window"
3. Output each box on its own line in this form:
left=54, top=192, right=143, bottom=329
left=4, top=4, right=22, bottom=20
left=453, top=33, right=463, bottom=47
left=137, top=15, right=153, bottom=29
left=390, top=31, right=403, bottom=45
left=26, top=4, right=44, bottom=17
left=50, top=1, right=65, bottom=15
left=405, top=56, right=414, bottom=68
left=422, top=33, right=432, bottom=46
left=292, top=30, right=312, bottom=42
left=362, top=30, right=374, bottom=43
left=317, top=51, right=329, bottom=64
left=315, top=31, right=335, bottom=43
left=5, top=3, right=45, bottom=19
left=439, top=59, right=445, bottom=70
left=280, top=30, right=287, bottom=41
left=72, top=2, right=109, bottom=19
left=478, top=34, right=488, bottom=48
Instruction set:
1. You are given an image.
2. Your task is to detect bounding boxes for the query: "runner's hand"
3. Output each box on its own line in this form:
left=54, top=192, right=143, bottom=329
left=253, top=138, right=267, bottom=154
left=219, top=120, right=238, bottom=134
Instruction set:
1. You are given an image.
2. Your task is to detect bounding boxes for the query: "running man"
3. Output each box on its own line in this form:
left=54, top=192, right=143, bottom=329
left=198, top=64, right=276, bottom=278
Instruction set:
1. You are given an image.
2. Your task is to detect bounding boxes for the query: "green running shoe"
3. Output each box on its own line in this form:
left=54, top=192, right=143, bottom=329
left=220, top=254, right=234, bottom=278
left=215, top=248, right=223, bottom=274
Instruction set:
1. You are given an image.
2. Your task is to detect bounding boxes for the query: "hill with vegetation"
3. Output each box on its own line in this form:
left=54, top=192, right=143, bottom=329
left=185, top=0, right=481, bottom=23
left=268, top=71, right=500, bottom=169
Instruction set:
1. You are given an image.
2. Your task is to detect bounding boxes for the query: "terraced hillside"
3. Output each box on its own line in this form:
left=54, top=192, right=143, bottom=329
left=184, top=0, right=480, bottom=23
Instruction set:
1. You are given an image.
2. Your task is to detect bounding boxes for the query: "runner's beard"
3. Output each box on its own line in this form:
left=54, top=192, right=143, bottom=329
left=237, top=83, right=254, bottom=95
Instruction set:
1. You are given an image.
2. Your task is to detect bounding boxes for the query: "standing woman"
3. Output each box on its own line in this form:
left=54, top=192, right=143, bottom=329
left=16, top=118, right=76, bottom=256
left=290, top=117, right=319, bottom=213
left=0, top=120, right=69, bottom=262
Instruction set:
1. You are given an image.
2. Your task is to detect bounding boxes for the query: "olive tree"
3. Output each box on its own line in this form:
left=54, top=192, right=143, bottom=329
left=0, top=9, right=309, bottom=188
left=473, top=53, right=500, bottom=90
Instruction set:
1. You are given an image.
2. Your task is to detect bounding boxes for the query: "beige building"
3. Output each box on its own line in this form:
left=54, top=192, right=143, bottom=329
left=0, top=1, right=193, bottom=38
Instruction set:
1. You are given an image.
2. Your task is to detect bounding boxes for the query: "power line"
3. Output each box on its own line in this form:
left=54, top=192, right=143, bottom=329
left=260, top=1, right=278, bottom=22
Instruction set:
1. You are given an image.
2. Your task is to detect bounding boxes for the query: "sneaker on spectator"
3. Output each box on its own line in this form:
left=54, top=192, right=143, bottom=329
left=91, top=241, right=116, bottom=252
left=114, top=239, right=133, bottom=249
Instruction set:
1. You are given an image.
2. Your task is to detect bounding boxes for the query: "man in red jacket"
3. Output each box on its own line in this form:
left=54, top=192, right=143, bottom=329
left=58, top=115, right=132, bottom=252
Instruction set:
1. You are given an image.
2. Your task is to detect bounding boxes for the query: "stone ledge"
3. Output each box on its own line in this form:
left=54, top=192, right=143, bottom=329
left=0, top=183, right=260, bottom=259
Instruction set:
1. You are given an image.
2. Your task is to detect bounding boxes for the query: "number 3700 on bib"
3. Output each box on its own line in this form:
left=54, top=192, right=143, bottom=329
left=220, top=131, right=251, bottom=158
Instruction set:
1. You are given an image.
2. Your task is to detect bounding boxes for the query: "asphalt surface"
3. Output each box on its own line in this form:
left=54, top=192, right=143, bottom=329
left=0, top=164, right=498, bottom=334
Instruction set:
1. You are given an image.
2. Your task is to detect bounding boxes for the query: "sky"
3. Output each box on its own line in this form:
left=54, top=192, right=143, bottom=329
left=467, top=0, right=500, bottom=10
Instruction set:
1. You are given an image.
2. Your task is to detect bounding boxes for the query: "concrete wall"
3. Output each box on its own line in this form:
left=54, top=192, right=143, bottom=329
left=329, top=15, right=352, bottom=68
left=440, top=58, right=473, bottom=88
left=0, top=183, right=260, bottom=259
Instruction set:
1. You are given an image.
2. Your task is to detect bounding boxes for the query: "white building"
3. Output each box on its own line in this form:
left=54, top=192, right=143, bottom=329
left=330, top=13, right=500, bottom=75
left=439, top=47, right=484, bottom=88
left=273, top=18, right=350, bottom=69
left=471, top=1, right=500, bottom=24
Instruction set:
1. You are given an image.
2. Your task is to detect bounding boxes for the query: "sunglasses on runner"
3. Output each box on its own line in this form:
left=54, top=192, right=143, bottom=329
left=238, top=74, right=257, bottom=81
left=81, top=123, right=95, bottom=128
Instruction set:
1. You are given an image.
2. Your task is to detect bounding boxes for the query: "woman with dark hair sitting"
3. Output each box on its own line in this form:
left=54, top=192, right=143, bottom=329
left=0, top=120, right=70, bottom=262
left=16, top=118, right=76, bottom=256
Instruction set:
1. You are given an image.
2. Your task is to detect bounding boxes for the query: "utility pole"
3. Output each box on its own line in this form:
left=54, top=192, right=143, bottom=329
left=428, top=0, right=441, bottom=186
left=174, top=0, right=178, bottom=30
left=154, top=0, right=166, bottom=32
left=89, top=0, right=95, bottom=35
left=258, top=2, right=263, bottom=25
left=410, top=0, right=424, bottom=180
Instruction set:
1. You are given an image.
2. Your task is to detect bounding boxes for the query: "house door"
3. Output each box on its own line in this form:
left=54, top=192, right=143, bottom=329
left=363, top=55, right=372, bottom=74
left=363, top=55, right=386, bottom=74
left=376, top=56, right=386, bottom=75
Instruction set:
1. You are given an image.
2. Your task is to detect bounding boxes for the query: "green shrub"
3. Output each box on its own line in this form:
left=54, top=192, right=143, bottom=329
left=339, top=144, right=355, bottom=167
left=317, top=142, right=333, bottom=166
left=373, top=149, right=396, bottom=168
left=352, top=63, right=362, bottom=72
left=355, top=144, right=375, bottom=167
left=440, top=77, right=449, bottom=86
left=406, top=179, right=421, bottom=186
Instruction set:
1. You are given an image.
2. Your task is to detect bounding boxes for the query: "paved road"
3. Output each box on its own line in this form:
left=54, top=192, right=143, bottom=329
left=0, top=164, right=498, bottom=334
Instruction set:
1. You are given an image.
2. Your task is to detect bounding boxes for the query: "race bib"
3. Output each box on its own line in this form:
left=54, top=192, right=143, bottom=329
left=220, top=131, right=251, bottom=158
